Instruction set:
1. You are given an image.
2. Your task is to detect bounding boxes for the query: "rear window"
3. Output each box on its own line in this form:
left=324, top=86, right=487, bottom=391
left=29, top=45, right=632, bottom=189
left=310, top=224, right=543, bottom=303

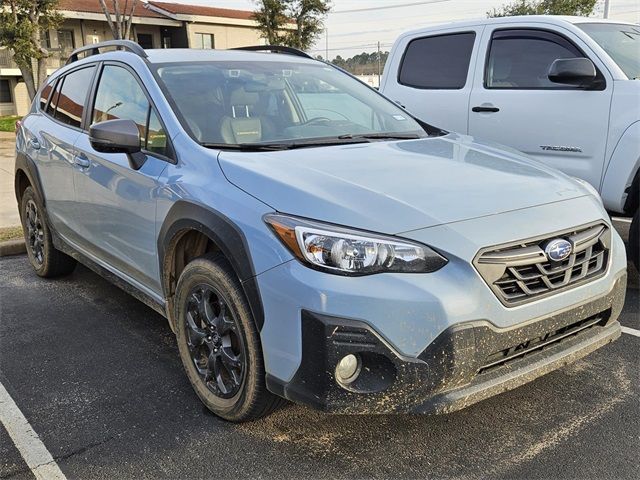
left=53, top=66, right=95, bottom=128
left=399, top=32, right=476, bottom=89
left=39, top=82, right=54, bottom=111
left=46, top=79, right=62, bottom=117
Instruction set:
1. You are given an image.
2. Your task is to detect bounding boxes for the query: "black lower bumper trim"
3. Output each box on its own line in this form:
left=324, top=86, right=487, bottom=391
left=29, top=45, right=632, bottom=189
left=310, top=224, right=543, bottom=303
left=266, top=273, right=626, bottom=414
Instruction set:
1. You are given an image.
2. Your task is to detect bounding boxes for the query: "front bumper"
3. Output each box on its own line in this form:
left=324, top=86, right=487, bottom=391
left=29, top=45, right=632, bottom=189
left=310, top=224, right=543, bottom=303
left=266, top=273, right=626, bottom=414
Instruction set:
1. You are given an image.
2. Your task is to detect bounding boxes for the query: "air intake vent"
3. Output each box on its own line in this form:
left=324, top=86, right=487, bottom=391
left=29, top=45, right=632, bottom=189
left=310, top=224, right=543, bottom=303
left=474, top=222, right=610, bottom=306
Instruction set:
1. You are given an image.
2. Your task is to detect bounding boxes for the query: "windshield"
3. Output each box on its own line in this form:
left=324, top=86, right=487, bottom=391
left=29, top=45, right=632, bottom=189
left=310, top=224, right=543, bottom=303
left=153, top=60, right=427, bottom=148
left=577, top=23, right=640, bottom=80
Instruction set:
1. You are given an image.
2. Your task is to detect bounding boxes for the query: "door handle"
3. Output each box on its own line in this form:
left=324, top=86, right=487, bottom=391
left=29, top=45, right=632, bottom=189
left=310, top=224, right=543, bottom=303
left=28, top=138, right=40, bottom=150
left=472, top=106, right=500, bottom=113
left=74, top=155, right=91, bottom=168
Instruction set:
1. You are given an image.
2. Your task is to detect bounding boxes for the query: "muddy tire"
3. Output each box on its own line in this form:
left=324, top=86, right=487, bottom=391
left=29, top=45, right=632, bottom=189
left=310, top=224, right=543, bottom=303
left=20, top=186, right=76, bottom=278
left=174, top=253, right=284, bottom=422
left=629, top=209, right=639, bottom=272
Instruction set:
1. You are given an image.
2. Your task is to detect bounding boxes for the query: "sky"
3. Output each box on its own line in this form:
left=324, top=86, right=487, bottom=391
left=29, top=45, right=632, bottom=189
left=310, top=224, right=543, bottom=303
left=172, top=0, right=640, bottom=58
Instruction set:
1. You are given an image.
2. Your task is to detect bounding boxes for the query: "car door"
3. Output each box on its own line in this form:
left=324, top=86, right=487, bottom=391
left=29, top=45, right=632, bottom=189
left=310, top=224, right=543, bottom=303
left=381, top=27, right=483, bottom=134
left=72, top=62, right=172, bottom=293
left=32, top=66, right=96, bottom=242
left=468, top=26, right=613, bottom=189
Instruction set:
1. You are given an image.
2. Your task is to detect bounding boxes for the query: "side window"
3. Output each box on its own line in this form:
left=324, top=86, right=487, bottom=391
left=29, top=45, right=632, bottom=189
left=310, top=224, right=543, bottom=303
left=146, top=110, right=168, bottom=155
left=46, top=79, right=61, bottom=117
left=53, top=66, right=95, bottom=128
left=38, top=81, right=54, bottom=111
left=486, top=29, right=583, bottom=89
left=399, top=32, right=476, bottom=89
left=92, top=65, right=169, bottom=158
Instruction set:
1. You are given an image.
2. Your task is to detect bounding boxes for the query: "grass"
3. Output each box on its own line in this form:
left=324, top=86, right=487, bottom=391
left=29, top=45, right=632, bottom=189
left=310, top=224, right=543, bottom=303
left=0, top=115, right=21, bottom=132
left=0, top=226, right=23, bottom=242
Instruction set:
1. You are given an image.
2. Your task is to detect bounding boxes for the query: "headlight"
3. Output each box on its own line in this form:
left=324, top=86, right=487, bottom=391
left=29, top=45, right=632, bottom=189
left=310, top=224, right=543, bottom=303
left=264, top=213, right=447, bottom=275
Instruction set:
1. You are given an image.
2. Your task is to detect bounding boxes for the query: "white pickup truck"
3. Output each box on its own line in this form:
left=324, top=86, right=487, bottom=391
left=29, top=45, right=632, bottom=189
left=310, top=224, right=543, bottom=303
left=380, top=16, right=639, bottom=268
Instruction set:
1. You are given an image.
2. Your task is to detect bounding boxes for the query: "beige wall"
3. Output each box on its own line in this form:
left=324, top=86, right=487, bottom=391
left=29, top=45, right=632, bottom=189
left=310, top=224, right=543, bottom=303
left=186, top=23, right=263, bottom=50
left=50, top=19, right=163, bottom=49
left=0, top=77, right=30, bottom=116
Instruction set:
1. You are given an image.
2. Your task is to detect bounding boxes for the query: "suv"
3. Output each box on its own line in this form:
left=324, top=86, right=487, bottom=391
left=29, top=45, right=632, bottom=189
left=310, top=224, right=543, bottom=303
left=15, top=41, right=627, bottom=421
left=380, top=16, right=639, bottom=269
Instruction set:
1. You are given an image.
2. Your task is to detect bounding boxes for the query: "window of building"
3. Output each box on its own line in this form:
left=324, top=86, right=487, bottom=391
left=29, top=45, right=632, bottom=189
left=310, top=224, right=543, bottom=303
left=92, top=65, right=169, bottom=157
left=486, top=29, right=584, bottom=89
left=53, top=66, right=95, bottom=128
left=0, top=79, right=11, bottom=103
left=399, top=32, right=476, bottom=89
left=42, top=30, right=75, bottom=51
left=57, top=30, right=76, bottom=52
left=194, top=33, right=214, bottom=49
left=137, top=33, right=154, bottom=49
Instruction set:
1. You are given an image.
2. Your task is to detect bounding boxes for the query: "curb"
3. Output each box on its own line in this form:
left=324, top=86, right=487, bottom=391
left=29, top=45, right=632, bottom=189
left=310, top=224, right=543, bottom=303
left=0, top=239, right=26, bottom=257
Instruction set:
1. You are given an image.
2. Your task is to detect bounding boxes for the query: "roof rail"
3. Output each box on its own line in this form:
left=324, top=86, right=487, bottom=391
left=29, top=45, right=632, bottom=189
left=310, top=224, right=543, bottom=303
left=65, top=40, right=148, bottom=65
left=230, top=45, right=313, bottom=59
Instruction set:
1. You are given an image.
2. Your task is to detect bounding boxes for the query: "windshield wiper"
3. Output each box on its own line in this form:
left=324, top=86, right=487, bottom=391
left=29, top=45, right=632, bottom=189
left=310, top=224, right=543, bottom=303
left=201, top=137, right=370, bottom=151
left=337, top=133, right=423, bottom=140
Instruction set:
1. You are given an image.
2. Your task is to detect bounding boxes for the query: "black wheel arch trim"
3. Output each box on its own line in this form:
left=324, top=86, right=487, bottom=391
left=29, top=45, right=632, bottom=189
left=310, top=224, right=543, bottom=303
left=623, top=168, right=639, bottom=216
left=157, top=200, right=265, bottom=330
left=14, top=151, right=46, bottom=211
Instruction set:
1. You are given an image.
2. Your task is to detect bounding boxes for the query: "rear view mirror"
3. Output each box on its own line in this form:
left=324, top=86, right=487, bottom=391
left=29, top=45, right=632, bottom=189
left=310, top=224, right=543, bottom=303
left=548, top=58, right=597, bottom=87
left=89, top=119, right=146, bottom=170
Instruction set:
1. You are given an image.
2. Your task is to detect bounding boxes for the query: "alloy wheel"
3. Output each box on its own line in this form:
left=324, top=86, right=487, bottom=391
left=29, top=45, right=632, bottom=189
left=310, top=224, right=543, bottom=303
left=25, top=199, right=45, bottom=266
left=185, top=284, right=246, bottom=398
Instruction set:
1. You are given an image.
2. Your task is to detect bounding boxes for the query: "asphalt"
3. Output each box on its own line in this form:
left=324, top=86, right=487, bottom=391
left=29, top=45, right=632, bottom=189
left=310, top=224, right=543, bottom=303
left=0, top=222, right=638, bottom=479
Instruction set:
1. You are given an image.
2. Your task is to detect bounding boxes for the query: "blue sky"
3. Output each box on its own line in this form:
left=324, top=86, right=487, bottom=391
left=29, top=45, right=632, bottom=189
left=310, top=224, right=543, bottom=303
left=172, top=0, right=640, bottom=57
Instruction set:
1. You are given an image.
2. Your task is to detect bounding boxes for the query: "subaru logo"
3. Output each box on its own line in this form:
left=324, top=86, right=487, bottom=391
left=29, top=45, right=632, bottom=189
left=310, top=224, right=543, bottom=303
left=545, top=239, right=573, bottom=262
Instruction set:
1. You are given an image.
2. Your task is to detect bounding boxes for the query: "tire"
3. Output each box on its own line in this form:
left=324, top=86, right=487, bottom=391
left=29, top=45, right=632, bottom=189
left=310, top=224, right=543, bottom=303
left=20, top=186, right=76, bottom=278
left=629, top=209, right=639, bottom=272
left=174, top=253, right=284, bottom=422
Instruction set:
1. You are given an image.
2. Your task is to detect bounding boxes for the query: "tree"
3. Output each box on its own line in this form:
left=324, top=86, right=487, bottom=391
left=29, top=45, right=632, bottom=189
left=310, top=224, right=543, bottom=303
left=488, top=0, right=597, bottom=17
left=253, top=0, right=288, bottom=45
left=253, top=0, right=331, bottom=50
left=330, top=51, right=390, bottom=75
left=284, top=0, right=331, bottom=50
left=0, top=0, right=62, bottom=101
left=98, top=0, right=138, bottom=40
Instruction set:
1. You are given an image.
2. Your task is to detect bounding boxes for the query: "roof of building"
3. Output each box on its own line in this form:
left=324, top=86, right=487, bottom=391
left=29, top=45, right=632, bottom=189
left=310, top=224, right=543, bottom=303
left=147, top=1, right=255, bottom=21
left=57, top=1, right=260, bottom=21
left=57, top=0, right=166, bottom=18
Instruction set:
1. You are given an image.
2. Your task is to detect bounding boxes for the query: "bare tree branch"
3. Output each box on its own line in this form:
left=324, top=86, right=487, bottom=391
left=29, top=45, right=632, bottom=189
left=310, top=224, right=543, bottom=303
left=98, top=0, right=119, bottom=38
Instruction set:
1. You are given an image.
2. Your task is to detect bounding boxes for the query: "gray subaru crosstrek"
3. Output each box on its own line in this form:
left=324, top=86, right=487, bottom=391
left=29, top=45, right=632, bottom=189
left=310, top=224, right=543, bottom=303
left=15, top=41, right=627, bottom=421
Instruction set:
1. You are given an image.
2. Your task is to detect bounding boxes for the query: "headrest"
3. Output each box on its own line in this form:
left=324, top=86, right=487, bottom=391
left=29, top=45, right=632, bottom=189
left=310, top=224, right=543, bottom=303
left=230, top=86, right=260, bottom=108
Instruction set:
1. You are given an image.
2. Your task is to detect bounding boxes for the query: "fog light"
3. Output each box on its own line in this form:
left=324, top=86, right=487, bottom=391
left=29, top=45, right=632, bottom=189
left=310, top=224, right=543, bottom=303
left=336, top=354, right=360, bottom=384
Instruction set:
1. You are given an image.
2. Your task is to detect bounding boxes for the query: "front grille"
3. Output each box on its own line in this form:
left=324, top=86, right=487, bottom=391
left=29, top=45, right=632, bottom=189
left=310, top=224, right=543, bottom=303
left=478, top=311, right=609, bottom=374
left=474, top=222, right=610, bottom=306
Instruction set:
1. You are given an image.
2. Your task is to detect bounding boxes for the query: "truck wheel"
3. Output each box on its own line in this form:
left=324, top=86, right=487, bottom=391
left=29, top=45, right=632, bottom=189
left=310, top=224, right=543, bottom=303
left=20, top=186, right=77, bottom=277
left=629, top=209, right=639, bottom=272
left=174, top=253, right=284, bottom=422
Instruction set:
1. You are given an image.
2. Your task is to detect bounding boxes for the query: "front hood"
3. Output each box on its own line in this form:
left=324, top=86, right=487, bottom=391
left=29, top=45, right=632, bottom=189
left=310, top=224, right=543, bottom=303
left=218, top=133, right=588, bottom=234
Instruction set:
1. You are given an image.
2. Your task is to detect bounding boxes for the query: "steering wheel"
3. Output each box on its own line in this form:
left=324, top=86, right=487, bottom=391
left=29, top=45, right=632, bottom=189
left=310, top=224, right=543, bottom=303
left=302, top=117, right=333, bottom=126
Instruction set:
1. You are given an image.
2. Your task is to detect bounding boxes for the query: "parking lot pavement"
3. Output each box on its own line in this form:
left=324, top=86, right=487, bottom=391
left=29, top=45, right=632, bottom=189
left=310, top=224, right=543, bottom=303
left=0, top=224, right=638, bottom=480
left=0, top=132, right=19, bottom=229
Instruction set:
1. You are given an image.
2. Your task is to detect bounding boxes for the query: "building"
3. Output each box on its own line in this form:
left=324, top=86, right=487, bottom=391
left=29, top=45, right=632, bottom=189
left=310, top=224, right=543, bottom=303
left=1, top=0, right=271, bottom=116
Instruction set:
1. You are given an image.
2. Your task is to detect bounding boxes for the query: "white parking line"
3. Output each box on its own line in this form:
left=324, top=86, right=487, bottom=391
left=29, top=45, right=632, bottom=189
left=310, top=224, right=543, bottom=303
left=0, top=381, right=67, bottom=480
left=621, top=326, right=640, bottom=338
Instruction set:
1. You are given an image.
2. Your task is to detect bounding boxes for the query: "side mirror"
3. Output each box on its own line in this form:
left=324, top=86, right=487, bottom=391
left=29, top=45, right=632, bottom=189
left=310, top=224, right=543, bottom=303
left=548, top=58, right=597, bottom=87
left=89, top=119, right=147, bottom=170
